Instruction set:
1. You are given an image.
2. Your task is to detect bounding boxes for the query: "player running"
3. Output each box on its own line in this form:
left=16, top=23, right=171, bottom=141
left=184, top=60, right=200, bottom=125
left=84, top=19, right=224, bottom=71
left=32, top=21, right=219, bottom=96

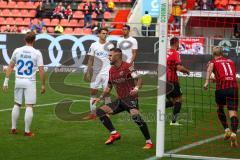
left=166, top=37, right=190, bottom=126
left=117, top=25, right=138, bottom=65
left=204, top=46, right=238, bottom=147
left=93, top=48, right=153, bottom=149
left=84, top=27, right=114, bottom=120
left=2, top=32, right=45, bottom=136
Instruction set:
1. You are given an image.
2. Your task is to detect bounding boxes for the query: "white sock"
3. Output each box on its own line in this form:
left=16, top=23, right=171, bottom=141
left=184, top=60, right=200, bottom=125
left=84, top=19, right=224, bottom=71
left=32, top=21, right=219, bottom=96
left=231, top=132, right=237, bottom=137
left=225, top=128, right=230, bottom=132
left=11, top=104, right=20, bottom=129
left=90, top=96, right=96, bottom=112
left=24, top=107, right=33, bottom=133
left=110, top=130, right=117, bottom=134
left=104, top=97, right=111, bottom=105
left=146, top=139, right=152, bottom=144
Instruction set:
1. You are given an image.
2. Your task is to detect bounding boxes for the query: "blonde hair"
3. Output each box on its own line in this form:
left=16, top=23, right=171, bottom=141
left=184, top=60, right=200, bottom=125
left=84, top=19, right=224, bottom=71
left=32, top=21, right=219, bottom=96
left=212, top=46, right=223, bottom=57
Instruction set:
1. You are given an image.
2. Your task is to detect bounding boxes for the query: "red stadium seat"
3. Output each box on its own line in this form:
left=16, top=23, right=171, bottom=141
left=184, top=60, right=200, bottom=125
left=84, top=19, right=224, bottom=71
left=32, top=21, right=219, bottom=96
left=119, top=0, right=132, bottom=2
left=17, top=2, right=25, bottom=9
left=69, top=19, right=78, bottom=27
left=83, top=28, right=92, bottom=34
left=11, top=9, right=20, bottom=17
left=1, top=26, right=6, bottom=32
left=42, top=18, right=51, bottom=26
left=15, top=18, right=24, bottom=25
left=74, top=28, right=83, bottom=35
left=29, top=10, right=37, bottom=17
left=26, top=2, right=35, bottom=9
left=60, top=19, right=69, bottom=27
left=78, top=3, right=85, bottom=10
left=73, top=11, right=84, bottom=19
left=34, top=2, right=40, bottom=8
left=23, top=18, right=31, bottom=25
left=51, top=19, right=60, bottom=26
left=2, top=9, right=11, bottom=17
left=79, top=20, right=84, bottom=27
left=8, top=1, right=17, bottom=8
left=18, top=26, right=25, bottom=32
left=21, top=10, right=29, bottom=17
left=6, top=17, right=15, bottom=25
left=104, top=12, right=111, bottom=19
left=32, top=18, right=39, bottom=25
left=92, top=12, right=97, bottom=19
left=64, top=28, right=73, bottom=34
left=47, top=27, right=54, bottom=33
left=0, top=17, right=5, bottom=25
left=0, top=1, right=7, bottom=9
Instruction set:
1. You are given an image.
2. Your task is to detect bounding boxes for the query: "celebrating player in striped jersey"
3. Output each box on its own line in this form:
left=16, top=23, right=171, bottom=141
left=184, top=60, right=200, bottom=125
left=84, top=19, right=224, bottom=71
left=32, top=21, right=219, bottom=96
left=166, top=37, right=190, bottom=126
left=204, top=46, right=238, bottom=147
left=3, top=32, right=45, bottom=137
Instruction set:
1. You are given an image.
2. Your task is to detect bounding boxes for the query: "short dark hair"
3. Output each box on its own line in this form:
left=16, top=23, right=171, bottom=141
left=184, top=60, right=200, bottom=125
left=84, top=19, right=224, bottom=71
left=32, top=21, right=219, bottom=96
left=170, top=37, right=179, bottom=46
left=98, top=27, right=108, bottom=33
left=123, top=24, right=130, bottom=30
left=110, top=48, right=122, bottom=53
left=145, top=11, right=149, bottom=14
left=25, top=32, right=36, bottom=44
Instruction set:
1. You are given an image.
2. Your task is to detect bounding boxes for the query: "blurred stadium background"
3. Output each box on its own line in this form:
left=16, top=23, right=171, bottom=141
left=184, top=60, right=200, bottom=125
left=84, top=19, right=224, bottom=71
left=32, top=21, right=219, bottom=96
left=0, top=0, right=240, bottom=159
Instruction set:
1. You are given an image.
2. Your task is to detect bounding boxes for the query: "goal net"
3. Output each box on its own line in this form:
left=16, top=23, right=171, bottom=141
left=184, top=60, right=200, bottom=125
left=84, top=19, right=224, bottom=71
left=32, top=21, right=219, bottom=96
left=156, top=0, right=240, bottom=159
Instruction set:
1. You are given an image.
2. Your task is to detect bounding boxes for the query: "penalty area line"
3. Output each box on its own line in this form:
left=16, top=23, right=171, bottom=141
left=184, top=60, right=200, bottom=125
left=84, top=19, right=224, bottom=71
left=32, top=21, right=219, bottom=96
left=0, top=99, right=89, bottom=112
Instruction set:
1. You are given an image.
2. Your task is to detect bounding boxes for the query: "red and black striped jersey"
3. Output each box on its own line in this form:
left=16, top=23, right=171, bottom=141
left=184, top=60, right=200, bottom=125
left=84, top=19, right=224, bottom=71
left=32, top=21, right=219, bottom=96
left=210, top=57, right=238, bottom=90
left=167, top=49, right=182, bottom=83
left=108, top=62, right=136, bottom=99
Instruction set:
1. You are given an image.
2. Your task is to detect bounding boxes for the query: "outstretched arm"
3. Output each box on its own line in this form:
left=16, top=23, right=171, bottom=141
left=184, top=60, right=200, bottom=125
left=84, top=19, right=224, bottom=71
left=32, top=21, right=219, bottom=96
left=177, top=64, right=190, bottom=75
left=93, top=83, right=113, bottom=105
left=204, top=62, right=214, bottom=90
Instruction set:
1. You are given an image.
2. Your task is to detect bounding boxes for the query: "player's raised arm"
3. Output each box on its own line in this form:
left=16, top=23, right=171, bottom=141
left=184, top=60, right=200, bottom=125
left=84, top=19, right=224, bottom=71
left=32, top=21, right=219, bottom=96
left=2, top=61, right=15, bottom=92
left=203, top=62, right=214, bottom=90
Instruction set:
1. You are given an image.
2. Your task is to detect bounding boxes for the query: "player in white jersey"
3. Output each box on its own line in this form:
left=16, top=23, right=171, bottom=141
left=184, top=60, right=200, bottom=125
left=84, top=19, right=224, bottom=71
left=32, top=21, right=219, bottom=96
left=84, top=27, right=114, bottom=120
left=2, top=32, right=45, bottom=137
left=117, top=25, right=138, bottom=65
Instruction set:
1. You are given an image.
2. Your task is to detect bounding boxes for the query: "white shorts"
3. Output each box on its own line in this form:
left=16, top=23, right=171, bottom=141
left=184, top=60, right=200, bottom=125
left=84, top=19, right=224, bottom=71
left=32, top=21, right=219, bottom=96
left=90, top=73, right=109, bottom=89
left=14, top=84, right=36, bottom=105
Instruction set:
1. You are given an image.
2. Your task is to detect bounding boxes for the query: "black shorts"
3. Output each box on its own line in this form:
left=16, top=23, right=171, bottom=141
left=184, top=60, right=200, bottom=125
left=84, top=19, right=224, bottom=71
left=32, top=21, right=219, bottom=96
left=166, top=82, right=182, bottom=99
left=215, top=88, right=238, bottom=111
left=107, top=97, right=139, bottom=115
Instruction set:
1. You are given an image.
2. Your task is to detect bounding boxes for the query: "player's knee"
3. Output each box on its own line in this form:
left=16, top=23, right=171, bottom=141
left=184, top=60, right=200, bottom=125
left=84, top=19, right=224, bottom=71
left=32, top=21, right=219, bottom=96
left=229, top=110, right=237, bottom=118
left=96, top=108, right=106, bottom=118
left=26, top=104, right=33, bottom=108
left=174, top=96, right=182, bottom=104
left=15, top=103, right=21, bottom=107
left=132, top=114, right=146, bottom=126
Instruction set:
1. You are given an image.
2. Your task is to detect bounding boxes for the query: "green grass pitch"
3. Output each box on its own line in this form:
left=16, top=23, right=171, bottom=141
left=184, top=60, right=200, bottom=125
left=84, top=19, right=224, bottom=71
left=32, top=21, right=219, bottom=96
left=0, top=72, right=239, bottom=160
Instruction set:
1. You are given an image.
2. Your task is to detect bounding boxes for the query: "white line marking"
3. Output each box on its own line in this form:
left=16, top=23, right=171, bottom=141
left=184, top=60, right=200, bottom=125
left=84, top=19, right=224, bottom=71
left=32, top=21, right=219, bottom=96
left=163, top=154, right=240, bottom=160
left=0, top=99, right=88, bottom=112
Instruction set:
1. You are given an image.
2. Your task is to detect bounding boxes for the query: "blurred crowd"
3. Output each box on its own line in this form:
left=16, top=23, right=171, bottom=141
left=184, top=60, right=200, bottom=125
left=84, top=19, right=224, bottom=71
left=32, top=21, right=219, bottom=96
left=194, top=0, right=240, bottom=11
left=1, top=0, right=116, bottom=34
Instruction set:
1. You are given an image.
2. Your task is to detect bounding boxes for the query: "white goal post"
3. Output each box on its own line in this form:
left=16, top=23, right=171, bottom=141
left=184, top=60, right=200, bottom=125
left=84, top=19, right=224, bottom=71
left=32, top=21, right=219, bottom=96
left=156, top=0, right=168, bottom=158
